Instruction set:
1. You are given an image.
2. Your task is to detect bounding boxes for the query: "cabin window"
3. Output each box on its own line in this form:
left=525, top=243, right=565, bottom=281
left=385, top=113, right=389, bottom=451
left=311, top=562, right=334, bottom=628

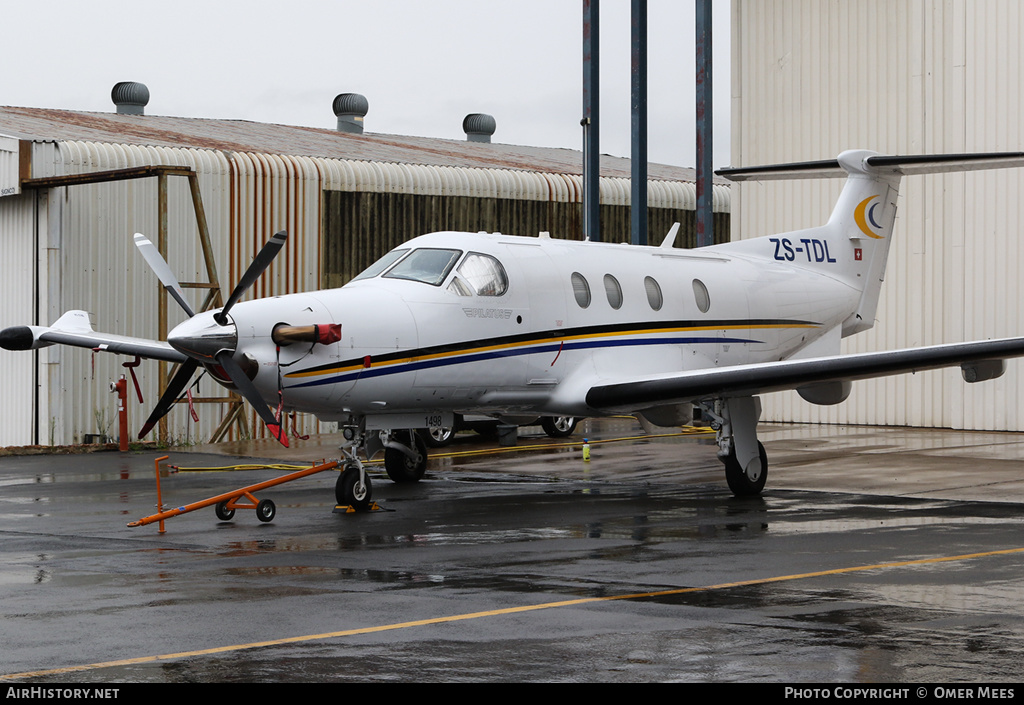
left=692, top=278, right=711, bottom=313
left=644, top=276, right=663, bottom=311
left=351, top=248, right=409, bottom=281
left=571, top=272, right=591, bottom=308
left=455, top=253, right=508, bottom=296
left=604, top=274, right=623, bottom=310
left=383, top=248, right=462, bottom=286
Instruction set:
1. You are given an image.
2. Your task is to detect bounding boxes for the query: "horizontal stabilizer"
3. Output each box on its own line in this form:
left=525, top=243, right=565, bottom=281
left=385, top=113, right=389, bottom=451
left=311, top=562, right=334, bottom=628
left=718, top=151, right=1024, bottom=181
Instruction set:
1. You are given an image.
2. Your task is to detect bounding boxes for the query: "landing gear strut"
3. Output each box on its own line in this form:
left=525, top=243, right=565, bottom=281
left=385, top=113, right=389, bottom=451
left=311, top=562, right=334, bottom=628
left=336, top=423, right=375, bottom=511
left=334, top=422, right=428, bottom=511
left=722, top=441, right=768, bottom=496
left=705, top=396, right=768, bottom=497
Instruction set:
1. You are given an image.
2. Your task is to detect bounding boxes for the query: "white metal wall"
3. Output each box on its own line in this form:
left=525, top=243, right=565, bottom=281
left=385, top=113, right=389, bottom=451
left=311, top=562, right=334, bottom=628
left=42, top=143, right=233, bottom=445
left=0, top=192, right=37, bottom=446
left=5, top=139, right=729, bottom=446
left=731, top=0, right=1024, bottom=431
left=0, top=136, right=19, bottom=197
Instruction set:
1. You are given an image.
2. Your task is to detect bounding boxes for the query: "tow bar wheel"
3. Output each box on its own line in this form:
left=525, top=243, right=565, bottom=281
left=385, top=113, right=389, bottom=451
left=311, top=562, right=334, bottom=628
left=214, top=497, right=276, bottom=522
left=215, top=501, right=235, bottom=521
left=256, top=498, right=277, bottom=522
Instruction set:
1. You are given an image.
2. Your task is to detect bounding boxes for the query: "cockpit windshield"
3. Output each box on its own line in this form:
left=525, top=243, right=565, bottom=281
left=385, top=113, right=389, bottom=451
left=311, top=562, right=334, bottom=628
left=351, top=249, right=409, bottom=282
left=383, top=248, right=462, bottom=286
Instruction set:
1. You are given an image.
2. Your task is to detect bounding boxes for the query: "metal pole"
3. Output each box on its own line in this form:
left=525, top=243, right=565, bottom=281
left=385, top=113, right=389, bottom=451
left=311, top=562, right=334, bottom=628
left=157, top=172, right=169, bottom=441
left=696, top=0, right=713, bottom=247
left=583, top=0, right=600, bottom=242
left=631, top=0, right=648, bottom=246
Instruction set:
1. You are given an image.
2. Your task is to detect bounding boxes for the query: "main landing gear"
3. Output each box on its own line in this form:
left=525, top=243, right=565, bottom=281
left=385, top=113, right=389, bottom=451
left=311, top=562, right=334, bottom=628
left=384, top=430, right=428, bottom=483
left=703, top=396, right=768, bottom=497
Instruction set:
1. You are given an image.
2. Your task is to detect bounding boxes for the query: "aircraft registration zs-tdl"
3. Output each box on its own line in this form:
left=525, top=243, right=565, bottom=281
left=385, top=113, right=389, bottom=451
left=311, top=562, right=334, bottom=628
left=5, top=149, right=1024, bottom=510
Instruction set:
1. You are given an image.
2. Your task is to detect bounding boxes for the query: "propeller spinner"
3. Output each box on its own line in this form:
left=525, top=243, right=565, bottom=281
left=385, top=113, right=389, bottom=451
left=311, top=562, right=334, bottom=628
left=134, top=230, right=290, bottom=446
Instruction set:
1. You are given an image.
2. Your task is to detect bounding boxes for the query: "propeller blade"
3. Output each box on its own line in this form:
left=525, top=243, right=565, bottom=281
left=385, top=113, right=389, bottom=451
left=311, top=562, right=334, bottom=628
left=133, top=233, right=196, bottom=318
left=215, top=230, right=288, bottom=325
left=215, top=351, right=289, bottom=447
left=138, top=359, right=199, bottom=438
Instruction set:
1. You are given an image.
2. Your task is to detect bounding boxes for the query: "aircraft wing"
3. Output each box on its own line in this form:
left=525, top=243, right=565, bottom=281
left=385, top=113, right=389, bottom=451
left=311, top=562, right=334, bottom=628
left=0, top=310, right=187, bottom=363
left=585, top=337, right=1024, bottom=411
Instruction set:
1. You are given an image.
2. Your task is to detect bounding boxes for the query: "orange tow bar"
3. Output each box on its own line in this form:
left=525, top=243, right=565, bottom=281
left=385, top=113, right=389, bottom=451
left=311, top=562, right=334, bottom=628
left=128, top=458, right=340, bottom=530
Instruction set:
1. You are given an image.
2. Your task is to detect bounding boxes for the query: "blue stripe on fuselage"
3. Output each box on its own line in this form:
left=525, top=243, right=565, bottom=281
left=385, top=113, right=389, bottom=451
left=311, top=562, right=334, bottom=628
left=285, top=335, right=758, bottom=389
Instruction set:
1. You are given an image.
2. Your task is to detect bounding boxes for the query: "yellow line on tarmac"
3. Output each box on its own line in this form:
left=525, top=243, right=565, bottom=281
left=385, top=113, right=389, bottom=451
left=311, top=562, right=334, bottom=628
left=423, top=429, right=712, bottom=461
left=5, top=546, right=1024, bottom=681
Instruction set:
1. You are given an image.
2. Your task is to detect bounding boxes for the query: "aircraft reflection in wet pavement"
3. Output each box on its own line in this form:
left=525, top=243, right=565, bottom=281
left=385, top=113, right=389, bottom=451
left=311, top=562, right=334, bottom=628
left=6, top=150, right=1024, bottom=510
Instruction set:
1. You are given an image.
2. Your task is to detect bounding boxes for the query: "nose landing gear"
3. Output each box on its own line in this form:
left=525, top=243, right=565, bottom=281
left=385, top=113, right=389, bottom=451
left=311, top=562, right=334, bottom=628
left=336, top=463, right=374, bottom=512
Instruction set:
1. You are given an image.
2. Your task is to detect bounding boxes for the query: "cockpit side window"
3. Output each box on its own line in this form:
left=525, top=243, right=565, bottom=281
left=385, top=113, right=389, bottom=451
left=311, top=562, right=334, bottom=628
left=383, top=248, right=462, bottom=286
left=351, top=249, right=409, bottom=281
left=447, top=276, right=474, bottom=296
left=454, top=253, right=508, bottom=296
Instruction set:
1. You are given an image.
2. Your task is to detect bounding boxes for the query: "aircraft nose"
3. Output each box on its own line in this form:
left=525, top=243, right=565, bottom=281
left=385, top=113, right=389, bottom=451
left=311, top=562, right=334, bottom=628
left=167, top=311, right=238, bottom=362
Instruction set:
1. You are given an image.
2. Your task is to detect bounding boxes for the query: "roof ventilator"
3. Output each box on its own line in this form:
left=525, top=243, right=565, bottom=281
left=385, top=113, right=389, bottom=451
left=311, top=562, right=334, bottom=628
left=463, top=113, right=495, bottom=143
left=111, top=82, right=150, bottom=116
left=333, top=93, right=369, bottom=134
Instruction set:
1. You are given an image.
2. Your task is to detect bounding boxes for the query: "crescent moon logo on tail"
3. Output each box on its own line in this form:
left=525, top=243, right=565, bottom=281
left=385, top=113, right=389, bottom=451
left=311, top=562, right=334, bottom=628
left=854, top=196, right=885, bottom=239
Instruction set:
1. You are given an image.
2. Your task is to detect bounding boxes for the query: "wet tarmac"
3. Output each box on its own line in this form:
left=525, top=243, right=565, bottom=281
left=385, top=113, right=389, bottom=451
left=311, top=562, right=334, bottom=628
left=2, top=418, right=1024, bottom=683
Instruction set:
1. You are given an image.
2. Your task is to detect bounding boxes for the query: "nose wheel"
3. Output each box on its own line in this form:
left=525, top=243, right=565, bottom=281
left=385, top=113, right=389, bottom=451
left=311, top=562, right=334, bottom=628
left=336, top=464, right=373, bottom=511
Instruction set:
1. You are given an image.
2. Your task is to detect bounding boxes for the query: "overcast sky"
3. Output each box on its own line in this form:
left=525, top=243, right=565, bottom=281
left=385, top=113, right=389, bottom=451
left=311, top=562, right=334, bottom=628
left=5, top=0, right=732, bottom=168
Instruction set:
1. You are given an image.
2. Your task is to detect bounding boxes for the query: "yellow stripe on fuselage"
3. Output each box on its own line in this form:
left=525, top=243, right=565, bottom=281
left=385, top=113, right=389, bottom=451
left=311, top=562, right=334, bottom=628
left=283, top=321, right=818, bottom=379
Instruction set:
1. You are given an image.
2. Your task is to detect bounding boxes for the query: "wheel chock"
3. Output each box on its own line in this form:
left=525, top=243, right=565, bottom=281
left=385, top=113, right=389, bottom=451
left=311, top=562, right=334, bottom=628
left=332, top=501, right=388, bottom=514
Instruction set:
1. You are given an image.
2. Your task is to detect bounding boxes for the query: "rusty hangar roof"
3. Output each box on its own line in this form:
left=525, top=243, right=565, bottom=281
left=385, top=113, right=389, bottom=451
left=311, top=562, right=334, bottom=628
left=0, top=105, right=714, bottom=183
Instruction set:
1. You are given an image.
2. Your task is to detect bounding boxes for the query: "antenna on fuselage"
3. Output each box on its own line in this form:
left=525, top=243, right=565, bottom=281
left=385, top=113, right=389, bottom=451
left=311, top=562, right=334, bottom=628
left=659, top=222, right=681, bottom=248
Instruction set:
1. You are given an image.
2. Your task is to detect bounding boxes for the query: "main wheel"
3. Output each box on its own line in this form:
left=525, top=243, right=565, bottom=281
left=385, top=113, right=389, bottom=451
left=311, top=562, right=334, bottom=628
left=256, top=498, right=276, bottom=523
left=420, top=426, right=455, bottom=448
left=384, top=433, right=428, bottom=483
left=541, top=416, right=579, bottom=438
left=723, top=441, right=768, bottom=497
left=215, top=501, right=235, bottom=521
left=336, top=467, right=373, bottom=511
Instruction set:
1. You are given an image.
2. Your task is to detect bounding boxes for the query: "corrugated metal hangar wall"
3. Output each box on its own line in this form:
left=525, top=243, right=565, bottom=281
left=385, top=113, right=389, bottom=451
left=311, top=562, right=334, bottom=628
left=0, top=130, right=728, bottom=447
left=732, top=0, right=1024, bottom=431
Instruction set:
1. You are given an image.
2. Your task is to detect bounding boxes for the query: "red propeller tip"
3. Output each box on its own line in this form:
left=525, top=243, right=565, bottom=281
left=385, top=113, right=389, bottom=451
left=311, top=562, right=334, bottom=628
left=268, top=424, right=289, bottom=448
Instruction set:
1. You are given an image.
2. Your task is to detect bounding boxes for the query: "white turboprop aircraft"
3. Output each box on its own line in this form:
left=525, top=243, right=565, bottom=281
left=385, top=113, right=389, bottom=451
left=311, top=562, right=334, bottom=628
left=5, top=149, right=1024, bottom=509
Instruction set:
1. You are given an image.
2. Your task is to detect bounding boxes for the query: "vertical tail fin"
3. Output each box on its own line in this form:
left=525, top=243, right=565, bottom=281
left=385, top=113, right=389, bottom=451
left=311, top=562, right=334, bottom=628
left=825, top=150, right=903, bottom=335
left=718, top=149, right=1024, bottom=336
